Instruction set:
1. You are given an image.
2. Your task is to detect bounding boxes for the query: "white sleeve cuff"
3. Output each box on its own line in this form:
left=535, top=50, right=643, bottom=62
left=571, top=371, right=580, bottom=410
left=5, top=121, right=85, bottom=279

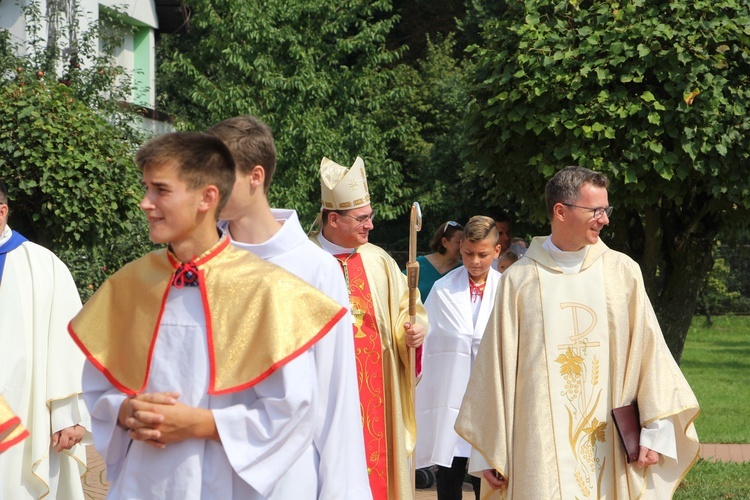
left=639, top=416, right=677, bottom=461
left=467, top=448, right=492, bottom=477
left=50, top=394, right=81, bottom=434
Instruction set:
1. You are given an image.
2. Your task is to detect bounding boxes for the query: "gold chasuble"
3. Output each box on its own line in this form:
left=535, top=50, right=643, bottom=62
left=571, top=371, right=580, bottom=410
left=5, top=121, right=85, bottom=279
left=69, top=237, right=347, bottom=396
left=455, top=237, right=700, bottom=500
left=315, top=156, right=428, bottom=499
left=314, top=238, right=426, bottom=500
left=0, top=395, right=28, bottom=452
left=335, top=252, right=389, bottom=499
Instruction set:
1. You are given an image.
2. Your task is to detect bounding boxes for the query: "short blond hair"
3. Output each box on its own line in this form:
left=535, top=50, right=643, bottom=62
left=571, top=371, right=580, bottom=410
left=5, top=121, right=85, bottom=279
left=464, top=215, right=499, bottom=244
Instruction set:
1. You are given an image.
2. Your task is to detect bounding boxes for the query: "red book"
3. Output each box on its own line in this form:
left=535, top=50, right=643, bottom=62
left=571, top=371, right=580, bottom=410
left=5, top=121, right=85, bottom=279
left=611, top=402, right=641, bottom=463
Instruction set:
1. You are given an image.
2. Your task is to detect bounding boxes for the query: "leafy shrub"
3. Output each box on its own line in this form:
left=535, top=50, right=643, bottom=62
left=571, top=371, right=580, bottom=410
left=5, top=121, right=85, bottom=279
left=699, top=254, right=750, bottom=315
left=0, top=4, right=154, bottom=298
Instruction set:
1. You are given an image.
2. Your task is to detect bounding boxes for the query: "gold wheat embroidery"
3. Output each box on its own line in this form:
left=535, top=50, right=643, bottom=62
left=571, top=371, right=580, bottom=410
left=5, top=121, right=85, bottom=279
left=591, top=356, right=600, bottom=386
left=557, top=345, right=607, bottom=497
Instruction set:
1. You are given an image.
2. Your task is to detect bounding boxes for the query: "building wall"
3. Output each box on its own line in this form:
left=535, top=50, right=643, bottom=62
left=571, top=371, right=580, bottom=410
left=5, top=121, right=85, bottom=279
left=0, top=3, right=26, bottom=50
left=0, top=0, right=159, bottom=108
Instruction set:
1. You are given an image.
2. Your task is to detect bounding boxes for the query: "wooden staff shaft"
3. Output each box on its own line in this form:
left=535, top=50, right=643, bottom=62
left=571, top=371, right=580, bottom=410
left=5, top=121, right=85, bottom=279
left=406, top=202, right=421, bottom=497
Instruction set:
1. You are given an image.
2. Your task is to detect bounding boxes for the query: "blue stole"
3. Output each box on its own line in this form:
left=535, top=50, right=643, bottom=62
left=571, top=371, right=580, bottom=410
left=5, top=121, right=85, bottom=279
left=0, top=230, right=28, bottom=285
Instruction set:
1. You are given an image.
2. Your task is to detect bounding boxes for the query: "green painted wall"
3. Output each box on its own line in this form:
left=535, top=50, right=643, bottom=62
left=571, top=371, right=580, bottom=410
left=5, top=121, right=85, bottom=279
left=132, top=27, right=150, bottom=107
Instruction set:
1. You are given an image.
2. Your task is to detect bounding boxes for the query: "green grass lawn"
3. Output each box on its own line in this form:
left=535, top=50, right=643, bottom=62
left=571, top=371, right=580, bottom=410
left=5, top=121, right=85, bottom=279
left=674, top=315, right=750, bottom=499
left=675, top=459, right=750, bottom=499
left=681, top=315, right=750, bottom=443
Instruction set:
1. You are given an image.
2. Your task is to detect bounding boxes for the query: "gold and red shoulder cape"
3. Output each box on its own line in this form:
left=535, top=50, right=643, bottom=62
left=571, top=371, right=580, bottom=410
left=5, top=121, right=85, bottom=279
left=0, top=395, right=28, bottom=452
left=68, top=237, right=347, bottom=396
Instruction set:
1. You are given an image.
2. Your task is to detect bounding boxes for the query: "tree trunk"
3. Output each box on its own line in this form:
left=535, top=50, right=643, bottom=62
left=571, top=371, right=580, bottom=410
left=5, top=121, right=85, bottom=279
left=624, top=199, right=718, bottom=365
left=648, top=226, right=715, bottom=365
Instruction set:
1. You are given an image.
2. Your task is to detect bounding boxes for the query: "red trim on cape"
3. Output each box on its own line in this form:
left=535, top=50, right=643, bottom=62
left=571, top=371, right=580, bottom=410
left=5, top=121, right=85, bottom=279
left=0, top=415, right=21, bottom=434
left=0, top=416, right=29, bottom=452
left=0, top=431, right=29, bottom=452
left=200, top=266, right=219, bottom=394
left=67, top=258, right=180, bottom=397
left=142, top=279, right=173, bottom=394
left=167, top=237, right=229, bottom=269
left=70, top=236, right=339, bottom=397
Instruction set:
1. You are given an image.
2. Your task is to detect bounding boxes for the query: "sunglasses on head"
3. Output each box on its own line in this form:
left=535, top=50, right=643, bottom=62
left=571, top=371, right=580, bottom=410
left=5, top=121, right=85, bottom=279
left=442, top=221, right=462, bottom=235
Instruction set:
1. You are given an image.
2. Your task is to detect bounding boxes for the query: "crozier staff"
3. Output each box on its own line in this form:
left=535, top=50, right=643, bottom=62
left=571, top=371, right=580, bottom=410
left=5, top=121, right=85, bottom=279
left=311, top=156, right=428, bottom=500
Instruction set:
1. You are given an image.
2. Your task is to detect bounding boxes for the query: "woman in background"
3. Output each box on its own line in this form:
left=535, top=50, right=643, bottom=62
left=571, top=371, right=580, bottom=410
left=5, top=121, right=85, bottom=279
left=413, top=221, right=464, bottom=300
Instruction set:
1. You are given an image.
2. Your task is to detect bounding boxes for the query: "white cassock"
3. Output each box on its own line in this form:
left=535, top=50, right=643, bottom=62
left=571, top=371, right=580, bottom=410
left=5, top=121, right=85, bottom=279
left=219, top=209, right=371, bottom=500
left=415, top=266, right=501, bottom=469
left=0, top=225, right=90, bottom=500
left=83, top=285, right=318, bottom=499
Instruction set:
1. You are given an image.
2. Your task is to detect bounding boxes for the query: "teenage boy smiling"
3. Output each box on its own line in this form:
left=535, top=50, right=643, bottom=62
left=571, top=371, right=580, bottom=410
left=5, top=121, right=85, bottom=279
left=69, top=132, right=347, bottom=499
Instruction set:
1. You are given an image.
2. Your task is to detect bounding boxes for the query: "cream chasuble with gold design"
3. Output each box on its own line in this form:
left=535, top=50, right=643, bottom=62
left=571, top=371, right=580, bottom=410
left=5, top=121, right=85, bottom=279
left=539, top=259, right=614, bottom=498
left=456, top=237, right=700, bottom=500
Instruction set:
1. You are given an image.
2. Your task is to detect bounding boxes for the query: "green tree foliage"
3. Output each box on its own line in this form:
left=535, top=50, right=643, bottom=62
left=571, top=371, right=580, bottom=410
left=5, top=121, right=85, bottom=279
left=388, top=0, right=467, bottom=63
left=699, top=258, right=750, bottom=317
left=355, top=34, right=474, bottom=250
left=699, top=244, right=750, bottom=319
left=464, top=0, right=750, bottom=362
left=398, top=35, right=478, bottom=244
left=0, top=4, right=153, bottom=298
left=156, top=0, right=426, bottom=224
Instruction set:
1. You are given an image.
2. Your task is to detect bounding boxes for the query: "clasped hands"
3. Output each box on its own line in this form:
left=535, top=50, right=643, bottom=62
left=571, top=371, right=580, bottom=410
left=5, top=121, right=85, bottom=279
left=482, top=446, right=660, bottom=490
left=118, top=392, right=218, bottom=449
left=51, top=424, right=86, bottom=453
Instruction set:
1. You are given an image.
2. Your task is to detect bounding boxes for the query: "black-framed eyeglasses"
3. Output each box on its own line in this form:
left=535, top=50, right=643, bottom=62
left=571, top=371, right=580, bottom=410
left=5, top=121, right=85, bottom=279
left=562, top=203, right=613, bottom=219
left=340, top=209, right=376, bottom=225
left=442, top=220, right=462, bottom=236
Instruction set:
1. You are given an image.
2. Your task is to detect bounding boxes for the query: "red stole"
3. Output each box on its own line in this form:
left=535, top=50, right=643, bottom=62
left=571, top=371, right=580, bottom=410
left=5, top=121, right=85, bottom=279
left=335, top=252, right=388, bottom=499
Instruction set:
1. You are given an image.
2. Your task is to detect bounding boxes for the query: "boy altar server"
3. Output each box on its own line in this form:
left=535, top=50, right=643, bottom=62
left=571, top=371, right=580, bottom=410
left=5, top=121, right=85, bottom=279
left=69, top=132, right=347, bottom=499
left=455, top=166, right=700, bottom=499
left=208, top=115, right=370, bottom=499
left=416, top=216, right=501, bottom=500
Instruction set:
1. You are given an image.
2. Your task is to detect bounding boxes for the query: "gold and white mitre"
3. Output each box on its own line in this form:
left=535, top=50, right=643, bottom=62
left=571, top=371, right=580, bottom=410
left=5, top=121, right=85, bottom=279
left=320, top=156, right=370, bottom=210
